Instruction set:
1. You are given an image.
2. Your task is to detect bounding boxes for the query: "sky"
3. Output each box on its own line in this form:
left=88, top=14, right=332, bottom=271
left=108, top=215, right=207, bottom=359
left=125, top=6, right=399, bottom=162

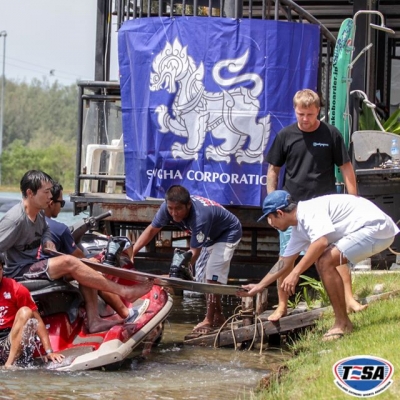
left=0, top=0, right=119, bottom=86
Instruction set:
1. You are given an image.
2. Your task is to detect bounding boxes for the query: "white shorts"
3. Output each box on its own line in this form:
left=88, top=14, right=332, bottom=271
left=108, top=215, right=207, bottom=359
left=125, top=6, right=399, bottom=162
left=194, top=240, right=240, bottom=285
left=334, top=227, right=395, bottom=266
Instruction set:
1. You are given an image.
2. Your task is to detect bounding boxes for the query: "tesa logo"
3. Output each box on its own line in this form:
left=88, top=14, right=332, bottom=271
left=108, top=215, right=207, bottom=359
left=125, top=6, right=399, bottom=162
left=333, top=355, right=394, bottom=397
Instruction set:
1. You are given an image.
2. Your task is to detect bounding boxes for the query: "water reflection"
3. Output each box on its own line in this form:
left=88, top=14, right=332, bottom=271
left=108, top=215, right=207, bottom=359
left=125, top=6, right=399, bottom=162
left=0, top=295, right=291, bottom=400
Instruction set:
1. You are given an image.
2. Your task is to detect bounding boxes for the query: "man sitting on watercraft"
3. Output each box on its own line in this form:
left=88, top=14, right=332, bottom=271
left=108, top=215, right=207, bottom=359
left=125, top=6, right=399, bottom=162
left=0, top=252, right=65, bottom=368
left=132, top=185, right=242, bottom=336
left=0, top=170, right=153, bottom=334
left=43, top=180, right=149, bottom=333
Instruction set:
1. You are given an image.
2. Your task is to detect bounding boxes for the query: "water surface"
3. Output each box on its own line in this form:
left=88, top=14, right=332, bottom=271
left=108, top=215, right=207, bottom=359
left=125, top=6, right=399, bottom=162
left=0, top=295, right=290, bottom=400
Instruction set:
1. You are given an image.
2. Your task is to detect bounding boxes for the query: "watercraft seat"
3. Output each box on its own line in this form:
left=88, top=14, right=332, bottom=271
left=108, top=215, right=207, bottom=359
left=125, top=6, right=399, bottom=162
left=21, top=279, right=84, bottom=323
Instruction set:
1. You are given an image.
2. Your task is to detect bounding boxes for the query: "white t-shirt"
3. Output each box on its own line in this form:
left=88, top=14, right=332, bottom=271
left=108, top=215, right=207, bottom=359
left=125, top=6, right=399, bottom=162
left=284, top=194, right=399, bottom=257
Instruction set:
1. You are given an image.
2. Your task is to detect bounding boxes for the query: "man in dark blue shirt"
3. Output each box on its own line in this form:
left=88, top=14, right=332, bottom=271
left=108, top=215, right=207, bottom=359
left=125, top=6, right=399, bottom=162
left=132, top=185, right=242, bottom=335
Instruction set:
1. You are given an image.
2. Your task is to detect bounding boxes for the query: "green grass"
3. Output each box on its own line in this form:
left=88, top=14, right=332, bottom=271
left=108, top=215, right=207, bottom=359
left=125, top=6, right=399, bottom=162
left=249, top=272, right=400, bottom=400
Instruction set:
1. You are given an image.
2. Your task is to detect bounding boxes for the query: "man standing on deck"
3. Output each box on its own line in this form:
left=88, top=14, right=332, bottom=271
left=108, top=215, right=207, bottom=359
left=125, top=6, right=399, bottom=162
left=0, top=170, right=153, bottom=334
left=265, top=89, right=366, bottom=321
left=131, top=185, right=242, bottom=336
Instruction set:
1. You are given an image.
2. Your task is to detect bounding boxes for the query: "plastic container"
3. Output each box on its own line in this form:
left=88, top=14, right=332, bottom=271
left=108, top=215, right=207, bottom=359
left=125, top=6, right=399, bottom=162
left=390, top=138, right=400, bottom=168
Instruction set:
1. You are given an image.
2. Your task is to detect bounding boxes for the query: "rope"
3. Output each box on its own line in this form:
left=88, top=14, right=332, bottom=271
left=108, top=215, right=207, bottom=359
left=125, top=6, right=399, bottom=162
left=212, top=305, right=266, bottom=354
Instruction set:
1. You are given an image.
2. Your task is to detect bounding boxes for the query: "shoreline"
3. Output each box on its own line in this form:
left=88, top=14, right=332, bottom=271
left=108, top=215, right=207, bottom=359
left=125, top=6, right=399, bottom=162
left=255, top=272, right=400, bottom=399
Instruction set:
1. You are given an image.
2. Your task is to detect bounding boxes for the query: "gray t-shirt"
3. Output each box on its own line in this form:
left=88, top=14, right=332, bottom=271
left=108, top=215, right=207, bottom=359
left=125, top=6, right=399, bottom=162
left=0, top=201, right=52, bottom=278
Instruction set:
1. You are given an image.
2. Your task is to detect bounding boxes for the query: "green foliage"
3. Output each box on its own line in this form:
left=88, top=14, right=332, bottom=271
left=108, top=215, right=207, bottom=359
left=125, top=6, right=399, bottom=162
left=1, top=140, right=76, bottom=187
left=0, top=78, right=78, bottom=187
left=287, top=292, right=302, bottom=310
left=302, top=287, right=313, bottom=310
left=359, top=102, right=400, bottom=134
left=383, top=108, right=400, bottom=133
left=299, top=275, right=330, bottom=307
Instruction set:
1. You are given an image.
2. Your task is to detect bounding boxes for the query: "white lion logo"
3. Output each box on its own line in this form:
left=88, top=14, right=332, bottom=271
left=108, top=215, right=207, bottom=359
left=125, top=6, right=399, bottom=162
left=150, top=39, right=270, bottom=164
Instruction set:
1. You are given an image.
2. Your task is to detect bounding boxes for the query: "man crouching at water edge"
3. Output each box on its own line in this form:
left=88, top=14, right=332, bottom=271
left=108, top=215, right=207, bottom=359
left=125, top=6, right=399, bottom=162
left=238, top=191, right=399, bottom=341
left=0, top=170, right=153, bottom=333
left=0, top=253, right=64, bottom=368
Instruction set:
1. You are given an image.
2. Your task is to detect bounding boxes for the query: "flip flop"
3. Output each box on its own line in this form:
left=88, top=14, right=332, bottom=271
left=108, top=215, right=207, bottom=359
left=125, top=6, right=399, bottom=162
left=322, top=332, right=344, bottom=342
left=192, top=322, right=213, bottom=335
left=184, top=322, right=214, bottom=339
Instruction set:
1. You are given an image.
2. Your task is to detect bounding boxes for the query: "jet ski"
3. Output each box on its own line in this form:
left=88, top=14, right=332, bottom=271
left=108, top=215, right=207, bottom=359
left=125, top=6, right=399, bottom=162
left=20, top=214, right=173, bottom=371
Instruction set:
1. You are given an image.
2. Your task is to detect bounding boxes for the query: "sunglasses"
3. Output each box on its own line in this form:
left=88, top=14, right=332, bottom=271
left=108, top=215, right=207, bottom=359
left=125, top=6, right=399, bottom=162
left=53, top=200, right=66, bottom=208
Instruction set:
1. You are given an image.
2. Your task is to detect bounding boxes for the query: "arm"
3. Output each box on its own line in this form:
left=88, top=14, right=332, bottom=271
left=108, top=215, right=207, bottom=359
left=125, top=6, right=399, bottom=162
left=0, top=215, right=20, bottom=251
left=71, top=247, right=86, bottom=258
left=33, top=310, right=64, bottom=363
left=42, top=240, right=56, bottom=253
left=132, top=225, right=162, bottom=259
left=281, top=236, right=329, bottom=295
left=340, top=161, right=358, bottom=195
left=189, top=247, right=201, bottom=266
left=238, top=254, right=298, bottom=296
left=267, top=164, right=281, bottom=193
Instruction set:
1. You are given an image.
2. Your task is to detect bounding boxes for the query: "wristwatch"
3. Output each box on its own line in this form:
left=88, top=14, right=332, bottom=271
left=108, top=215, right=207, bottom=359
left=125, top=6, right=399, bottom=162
left=45, top=349, right=53, bottom=355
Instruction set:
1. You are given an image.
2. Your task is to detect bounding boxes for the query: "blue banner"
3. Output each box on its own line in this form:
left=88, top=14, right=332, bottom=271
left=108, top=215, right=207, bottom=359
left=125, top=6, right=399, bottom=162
left=118, top=17, right=319, bottom=205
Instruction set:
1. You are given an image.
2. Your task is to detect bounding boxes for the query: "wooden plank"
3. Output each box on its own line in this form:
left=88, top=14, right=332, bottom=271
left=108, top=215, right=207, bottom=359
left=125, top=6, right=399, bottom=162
left=47, top=250, right=247, bottom=296
left=184, top=290, right=400, bottom=347
left=184, top=308, right=328, bottom=347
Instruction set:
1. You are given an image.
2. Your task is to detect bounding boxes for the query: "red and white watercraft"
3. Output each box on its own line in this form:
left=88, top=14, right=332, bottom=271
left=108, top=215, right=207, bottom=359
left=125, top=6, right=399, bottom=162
left=20, top=227, right=173, bottom=371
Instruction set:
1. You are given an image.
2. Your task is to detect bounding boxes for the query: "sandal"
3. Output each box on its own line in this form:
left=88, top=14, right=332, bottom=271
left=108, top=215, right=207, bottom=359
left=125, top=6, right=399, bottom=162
left=184, top=322, right=214, bottom=340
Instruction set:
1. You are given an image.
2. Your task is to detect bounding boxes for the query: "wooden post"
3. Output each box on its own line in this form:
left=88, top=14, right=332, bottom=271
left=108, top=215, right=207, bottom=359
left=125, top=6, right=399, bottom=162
left=256, top=288, right=268, bottom=315
left=241, top=296, right=254, bottom=326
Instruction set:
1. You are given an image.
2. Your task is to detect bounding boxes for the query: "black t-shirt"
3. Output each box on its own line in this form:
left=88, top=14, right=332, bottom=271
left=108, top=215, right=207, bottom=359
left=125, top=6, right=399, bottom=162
left=266, top=121, right=350, bottom=201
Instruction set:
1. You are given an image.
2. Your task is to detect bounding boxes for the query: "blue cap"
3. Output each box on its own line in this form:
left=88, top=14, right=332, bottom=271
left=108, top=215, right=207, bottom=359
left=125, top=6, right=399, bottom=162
left=257, top=190, right=291, bottom=222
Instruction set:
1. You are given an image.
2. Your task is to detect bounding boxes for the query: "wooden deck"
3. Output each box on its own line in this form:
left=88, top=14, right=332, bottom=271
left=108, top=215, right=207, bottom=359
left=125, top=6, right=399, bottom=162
left=183, top=288, right=400, bottom=347
left=184, top=307, right=328, bottom=347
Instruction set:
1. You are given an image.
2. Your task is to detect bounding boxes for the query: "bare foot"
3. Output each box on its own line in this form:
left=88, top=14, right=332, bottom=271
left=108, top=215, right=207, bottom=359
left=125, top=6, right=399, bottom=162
left=347, top=301, right=368, bottom=314
left=124, top=280, right=153, bottom=303
left=87, top=318, right=123, bottom=333
left=267, top=307, right=287, bottom=322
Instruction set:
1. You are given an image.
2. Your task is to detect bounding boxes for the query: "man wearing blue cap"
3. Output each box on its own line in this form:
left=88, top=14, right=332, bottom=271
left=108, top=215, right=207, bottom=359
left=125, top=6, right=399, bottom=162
left=240, top=191, right=399, bottom=340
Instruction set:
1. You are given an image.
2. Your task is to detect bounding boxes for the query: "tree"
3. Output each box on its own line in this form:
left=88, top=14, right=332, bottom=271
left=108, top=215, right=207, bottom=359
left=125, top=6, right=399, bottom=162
left=1, top=78, right=79, bottom=187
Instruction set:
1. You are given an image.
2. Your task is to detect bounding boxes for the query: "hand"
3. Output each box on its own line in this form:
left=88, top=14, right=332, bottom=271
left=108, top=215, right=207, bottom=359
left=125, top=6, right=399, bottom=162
left=43, top=242, right=56, bottom=253
left=281, top=272, right=300, bottom=296
left=237, top=283, right=262, bottom=297
left=45, top=351, right=65, bottom=363
left=236, top=286, right=250, bottom=297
